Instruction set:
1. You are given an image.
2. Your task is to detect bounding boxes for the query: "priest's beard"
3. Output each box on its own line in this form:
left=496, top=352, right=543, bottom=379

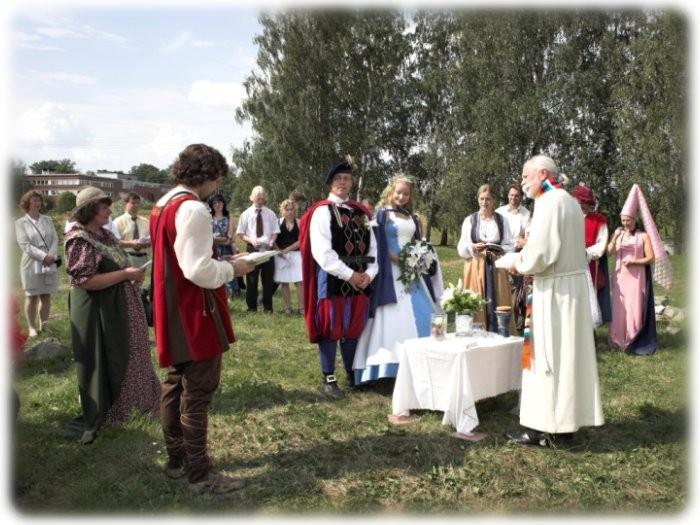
left=522, top=182, right=539, bottom=199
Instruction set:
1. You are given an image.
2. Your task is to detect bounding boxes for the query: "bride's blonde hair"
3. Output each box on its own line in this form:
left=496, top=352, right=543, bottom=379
left=379, top=173, right=416, bottom=213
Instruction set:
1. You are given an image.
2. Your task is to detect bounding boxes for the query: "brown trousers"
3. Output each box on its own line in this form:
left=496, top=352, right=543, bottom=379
left=161, top=355, right=222, bottom=483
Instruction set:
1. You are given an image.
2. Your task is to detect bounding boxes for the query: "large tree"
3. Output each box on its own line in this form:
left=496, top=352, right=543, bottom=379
left=29, top=159, right=77, bottom=174
left=235, top=10, right=412, bottom=208
left=128, top=163, right=168, bottom=184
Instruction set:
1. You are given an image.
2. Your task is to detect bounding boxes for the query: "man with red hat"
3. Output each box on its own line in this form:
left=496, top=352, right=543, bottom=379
left=571, top=183, right=612, bottom=325
left=299, top=158, right=378, bottom=399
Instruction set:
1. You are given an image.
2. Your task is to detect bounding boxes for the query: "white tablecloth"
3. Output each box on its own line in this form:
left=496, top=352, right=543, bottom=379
left=391, top=332, right=523, bottom=435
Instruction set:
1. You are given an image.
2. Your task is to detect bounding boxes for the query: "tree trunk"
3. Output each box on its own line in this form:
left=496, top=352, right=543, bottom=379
left=425, top=191, right=437, bottom=243
left=440, top=226, right=448, bottom=246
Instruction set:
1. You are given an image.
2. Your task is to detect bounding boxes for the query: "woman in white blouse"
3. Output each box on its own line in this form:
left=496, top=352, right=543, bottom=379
left=457, top=183, right=516, bottom=334
left=15, top=190, right=60, bottom=337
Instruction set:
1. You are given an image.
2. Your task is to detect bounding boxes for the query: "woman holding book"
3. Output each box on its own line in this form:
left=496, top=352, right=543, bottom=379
left=353, top=175, right=443, bottom=385
left=457, top=184, right=515, bottom=333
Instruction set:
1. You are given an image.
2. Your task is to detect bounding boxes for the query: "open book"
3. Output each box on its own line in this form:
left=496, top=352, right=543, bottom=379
left=484, top=242, right=505, bottom=253
left=241, top=250, right=279, bottom=266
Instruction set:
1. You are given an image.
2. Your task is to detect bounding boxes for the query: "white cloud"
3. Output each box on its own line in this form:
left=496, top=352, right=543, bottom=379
left=162, top=31, right=214, bottom=53
left=187, top=80, right=246, bottom=108
left=43, top=72, right=97, bottom=85
left=14, top=102, right=90, bottom=148
left=35, top=27, right=84, bottom=39
left=23, top=15, right=130, bottom=47
left=11, top=87, right=253, bottom=172
left=12, top=30, right=63, bottom=51
left=13, top=31, right=40, bottom=43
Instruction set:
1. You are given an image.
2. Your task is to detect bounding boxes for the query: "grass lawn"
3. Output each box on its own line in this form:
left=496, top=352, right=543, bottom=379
left=10, top=212, right=688, bottom=514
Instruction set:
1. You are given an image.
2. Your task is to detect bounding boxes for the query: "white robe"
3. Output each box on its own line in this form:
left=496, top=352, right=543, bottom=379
left=514, top=188, right=604, bottom=433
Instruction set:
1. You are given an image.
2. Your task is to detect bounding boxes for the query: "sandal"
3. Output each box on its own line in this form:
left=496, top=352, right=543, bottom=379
left=189, top=470, right=246, bottom=495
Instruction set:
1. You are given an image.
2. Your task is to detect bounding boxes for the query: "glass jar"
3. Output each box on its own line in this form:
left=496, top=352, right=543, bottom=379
left=431, top=313, right=447, bottom=340
left=455, top=313, right=473, bottom=337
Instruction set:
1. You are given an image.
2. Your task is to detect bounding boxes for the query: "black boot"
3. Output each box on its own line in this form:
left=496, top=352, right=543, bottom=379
left=346, top=371, right=357, bottom=390
left=505, top=426, right=547, bottom=446
left=319, top=374, right=344, bottom=400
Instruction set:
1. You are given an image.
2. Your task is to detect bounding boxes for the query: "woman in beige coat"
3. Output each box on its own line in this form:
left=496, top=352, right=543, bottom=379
left=15, top=190, right=60, bottom=337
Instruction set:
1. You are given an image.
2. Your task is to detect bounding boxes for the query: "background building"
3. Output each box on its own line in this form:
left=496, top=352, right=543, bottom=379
left=24, top=172, right=173, bottom=202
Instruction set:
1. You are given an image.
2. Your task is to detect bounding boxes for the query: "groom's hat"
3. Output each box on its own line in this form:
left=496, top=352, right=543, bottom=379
left=324, top=159, right=353, bottom=185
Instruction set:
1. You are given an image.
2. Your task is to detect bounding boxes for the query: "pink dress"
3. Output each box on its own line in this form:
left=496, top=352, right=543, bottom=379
left=609, top=232, right=647, bottom=349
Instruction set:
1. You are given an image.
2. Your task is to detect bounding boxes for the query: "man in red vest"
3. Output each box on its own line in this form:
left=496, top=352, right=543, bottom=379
left=571, top=184, right=612, bottom=324
left=151, top=144, right=254, bottom=495
left=299, top=159, right=378, bottom=399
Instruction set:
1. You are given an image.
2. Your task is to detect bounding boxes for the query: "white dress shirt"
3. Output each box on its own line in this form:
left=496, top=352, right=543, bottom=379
left=309, top=193, right=378, bottom=282
left=236, top=205, right=280, bottom=247
left=113, top=213, right=150, bottom=243
left=156, top=186, right=233, bottom=289
left=495, top=204, right=531, bottom=239
left=585, top=221, right=608, bottom=261
left=457, top=213, right=514, bottom=259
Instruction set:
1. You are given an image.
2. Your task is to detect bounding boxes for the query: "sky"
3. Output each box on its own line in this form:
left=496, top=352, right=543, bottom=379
left=8, top=4, right=262, bottom=173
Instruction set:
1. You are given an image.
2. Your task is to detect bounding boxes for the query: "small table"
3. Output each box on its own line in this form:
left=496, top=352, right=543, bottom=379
left=391, top=332, right=523, bottom=436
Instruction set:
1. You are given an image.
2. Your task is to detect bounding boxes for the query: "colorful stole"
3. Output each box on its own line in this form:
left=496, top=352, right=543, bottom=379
left=521, top=175, right=562, bottom=370
left=521, top=281, right=533, bottom=369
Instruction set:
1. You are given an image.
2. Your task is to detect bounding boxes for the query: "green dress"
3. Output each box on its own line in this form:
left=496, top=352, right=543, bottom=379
left=65, top=226, right=160, bottom=444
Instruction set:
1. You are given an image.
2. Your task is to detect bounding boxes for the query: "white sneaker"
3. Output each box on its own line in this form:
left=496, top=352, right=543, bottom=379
left=28, top=327, right=38, bottom=337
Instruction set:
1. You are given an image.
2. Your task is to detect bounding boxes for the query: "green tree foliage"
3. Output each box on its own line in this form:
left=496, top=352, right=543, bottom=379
left=235, top=9, right=687, bottom=251
left=128, top=163, right=168, bottom=184
left=56, top=191, right=77, bottom=212
left=29, top=159, right=77, bottom=174
left=234, top=10, right=412, bottom=209
left=11, top=159, right=31, bottom=204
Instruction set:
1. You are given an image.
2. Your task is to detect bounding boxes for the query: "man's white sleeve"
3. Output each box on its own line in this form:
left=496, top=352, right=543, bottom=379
left=174, top=201, right=234, bottom=288
left=457, top=216, right=474, bottom=258
left=586, top=223, right=608, bottom=261
left=309, top=205, right=354, bottom=281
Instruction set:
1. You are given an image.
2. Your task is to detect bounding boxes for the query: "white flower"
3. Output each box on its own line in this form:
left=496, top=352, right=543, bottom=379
left=367, top=219, right=378, bottom=228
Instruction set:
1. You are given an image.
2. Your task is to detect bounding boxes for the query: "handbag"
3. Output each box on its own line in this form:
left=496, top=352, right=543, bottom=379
left=25, top=217, right=61, bottom=267
left=143, top=191, right=192, bottom=327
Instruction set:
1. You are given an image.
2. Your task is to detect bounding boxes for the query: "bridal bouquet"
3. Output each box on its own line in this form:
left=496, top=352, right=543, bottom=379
left=440, top=279, right=488, bottom=314
left=397, top=239, right=438, bottom=288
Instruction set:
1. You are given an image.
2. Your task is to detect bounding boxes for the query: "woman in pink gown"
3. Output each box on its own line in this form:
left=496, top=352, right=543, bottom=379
left=607, top=214, right=656, bottom=354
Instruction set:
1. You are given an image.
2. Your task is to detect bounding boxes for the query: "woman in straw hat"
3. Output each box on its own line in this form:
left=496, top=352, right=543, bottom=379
left=64, top=186, right=160, bottom=444
left=607, top=184, right=672, bottom=356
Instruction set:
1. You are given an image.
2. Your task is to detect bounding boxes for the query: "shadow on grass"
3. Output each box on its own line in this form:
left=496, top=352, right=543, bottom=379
left=563, top=403, right=686, bottom=454
left=213, top=379, right=335, bottom=413
left=223, top=430, right=469, bottom=508
left=12, top=416, right=162, bottom=513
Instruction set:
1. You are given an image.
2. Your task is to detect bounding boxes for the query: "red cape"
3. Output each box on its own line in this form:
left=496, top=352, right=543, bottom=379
left=584, top=211, right=607, bottom=248
left=299, top=198, right=370, bottom=343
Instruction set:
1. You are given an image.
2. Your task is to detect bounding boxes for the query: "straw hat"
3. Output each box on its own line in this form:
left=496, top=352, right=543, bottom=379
left=70, top=186, right=112, bottom=218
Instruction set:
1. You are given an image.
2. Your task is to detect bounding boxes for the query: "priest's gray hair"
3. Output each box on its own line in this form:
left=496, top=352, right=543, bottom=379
left=526, top=155, right=570, bottom=185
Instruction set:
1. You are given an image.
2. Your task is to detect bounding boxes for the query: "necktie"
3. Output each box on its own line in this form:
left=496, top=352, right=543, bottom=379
left=132, top=216, right=139, bottom=240
left=255, top=209, right=263, bottom=237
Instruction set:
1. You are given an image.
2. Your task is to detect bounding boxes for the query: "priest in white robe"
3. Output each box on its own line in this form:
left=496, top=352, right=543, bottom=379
left=505, top=155, right=604, bottom=446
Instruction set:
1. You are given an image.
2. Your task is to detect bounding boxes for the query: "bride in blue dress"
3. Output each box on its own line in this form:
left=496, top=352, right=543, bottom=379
left=353, top=175, right=444, bottom=385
